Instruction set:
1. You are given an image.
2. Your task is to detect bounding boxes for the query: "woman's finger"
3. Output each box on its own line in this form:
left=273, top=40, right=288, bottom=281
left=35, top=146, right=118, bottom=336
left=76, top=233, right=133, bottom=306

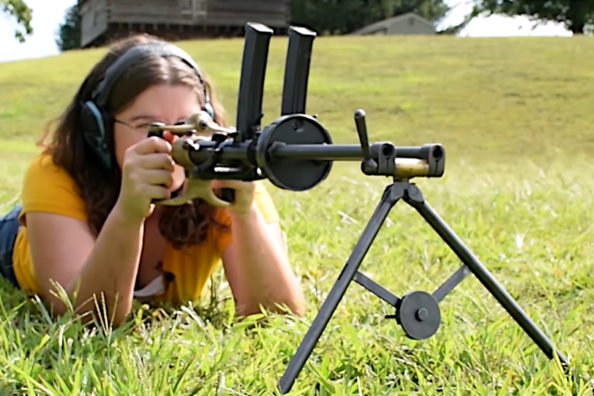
left=135, top=153, right=175, bottom=171
left=138, top=169, right=175, bottom=188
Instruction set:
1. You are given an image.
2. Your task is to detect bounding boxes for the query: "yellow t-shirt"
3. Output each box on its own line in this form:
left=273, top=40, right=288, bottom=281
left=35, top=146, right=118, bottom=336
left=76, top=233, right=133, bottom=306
left=13, top=154, right=279, bottom=304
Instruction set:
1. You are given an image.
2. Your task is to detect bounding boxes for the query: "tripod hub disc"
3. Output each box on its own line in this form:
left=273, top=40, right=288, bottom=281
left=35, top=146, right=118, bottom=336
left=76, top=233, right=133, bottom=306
left=396, top=291, right=441, bottom=340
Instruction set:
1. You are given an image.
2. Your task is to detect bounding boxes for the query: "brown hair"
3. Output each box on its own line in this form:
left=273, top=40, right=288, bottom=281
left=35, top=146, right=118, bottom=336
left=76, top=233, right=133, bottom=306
left=39, top=34, right=227, bottom=248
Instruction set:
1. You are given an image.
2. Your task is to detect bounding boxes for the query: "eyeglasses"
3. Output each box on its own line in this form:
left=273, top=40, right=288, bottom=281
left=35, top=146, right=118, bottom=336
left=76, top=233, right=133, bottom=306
left=114, top=118, right=154, bottom=136
left=114, top=118, right=195, bottom=137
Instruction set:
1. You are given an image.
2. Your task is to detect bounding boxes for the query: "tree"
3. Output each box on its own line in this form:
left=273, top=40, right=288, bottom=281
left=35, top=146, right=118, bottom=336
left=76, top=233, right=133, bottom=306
left=471, top=0, right=594, bottom=34
left=1, top=0, right=33, bottom=42
left=56, top=3, right=81, bottom=51
left=290, top=0, right=450, bottom=35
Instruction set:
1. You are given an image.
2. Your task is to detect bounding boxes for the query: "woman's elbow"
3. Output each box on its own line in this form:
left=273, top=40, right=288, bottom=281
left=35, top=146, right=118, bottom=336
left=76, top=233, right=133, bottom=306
left=289, top=296, right=306, bottom=317
left=41, top=292, right=131, bottom=328
left=271, top=294, right=307, bottom=317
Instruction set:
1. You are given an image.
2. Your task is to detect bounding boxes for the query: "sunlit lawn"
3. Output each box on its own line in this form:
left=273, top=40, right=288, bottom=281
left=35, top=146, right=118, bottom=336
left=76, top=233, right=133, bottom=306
left=0, top=35, right=593, bottom=394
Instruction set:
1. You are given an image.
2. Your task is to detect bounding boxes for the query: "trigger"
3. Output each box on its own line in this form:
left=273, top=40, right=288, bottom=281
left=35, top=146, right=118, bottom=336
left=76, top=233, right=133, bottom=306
left=219, top=188, right=235, bottom=203
left=204, top=188, right=231, bottom=208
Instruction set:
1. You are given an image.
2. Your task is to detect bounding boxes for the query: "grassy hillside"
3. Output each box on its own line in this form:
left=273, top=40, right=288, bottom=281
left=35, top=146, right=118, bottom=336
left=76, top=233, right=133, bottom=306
left=0, top=36, right=593, bottom=394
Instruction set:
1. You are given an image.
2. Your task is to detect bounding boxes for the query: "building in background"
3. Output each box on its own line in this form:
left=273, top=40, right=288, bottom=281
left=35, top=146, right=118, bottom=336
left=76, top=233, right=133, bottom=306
left=351, top=13, right=435, bottom=36
left=79, top=0, right=290, bottom=47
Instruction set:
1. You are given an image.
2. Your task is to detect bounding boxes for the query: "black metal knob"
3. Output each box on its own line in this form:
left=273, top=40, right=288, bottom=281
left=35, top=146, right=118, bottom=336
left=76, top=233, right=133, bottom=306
left=354, top=109, right=370, bottom=159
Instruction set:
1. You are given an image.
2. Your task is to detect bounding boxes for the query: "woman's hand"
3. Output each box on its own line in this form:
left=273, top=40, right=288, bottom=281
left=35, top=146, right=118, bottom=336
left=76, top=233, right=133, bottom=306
left=210, top=179, right=256, bottom=216
left=115, top=134, right=177, bottom=224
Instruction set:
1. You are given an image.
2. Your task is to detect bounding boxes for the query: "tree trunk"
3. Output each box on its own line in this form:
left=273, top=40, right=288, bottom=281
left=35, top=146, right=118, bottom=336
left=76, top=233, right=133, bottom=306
left=567, top=0, right=587, bottom=34
left=569, top=23, right=585, bottom=34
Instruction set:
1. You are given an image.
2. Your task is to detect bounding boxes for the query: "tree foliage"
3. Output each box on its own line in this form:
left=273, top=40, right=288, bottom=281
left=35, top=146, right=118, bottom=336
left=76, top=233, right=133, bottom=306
left=472, top=0, right=594, bottom=34
left=56, top=4, right=81, bottom=51
left=290, top=0, right=450, bottom=35
left=1, top=0, right=33, bottom=42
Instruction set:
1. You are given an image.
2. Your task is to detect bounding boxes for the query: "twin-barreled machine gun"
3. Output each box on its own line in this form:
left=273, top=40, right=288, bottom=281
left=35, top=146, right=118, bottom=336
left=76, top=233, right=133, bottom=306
left=149, top=22, right=568, bottom=394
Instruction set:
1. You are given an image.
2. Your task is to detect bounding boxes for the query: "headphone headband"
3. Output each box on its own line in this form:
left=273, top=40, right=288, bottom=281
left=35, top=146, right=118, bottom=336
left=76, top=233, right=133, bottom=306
left=93, top=42, right=210, bottom=107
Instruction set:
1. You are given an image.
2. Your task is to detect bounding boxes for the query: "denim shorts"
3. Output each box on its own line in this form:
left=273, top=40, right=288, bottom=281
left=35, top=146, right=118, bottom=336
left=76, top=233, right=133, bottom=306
left=0, top=205, right=22, bottom=288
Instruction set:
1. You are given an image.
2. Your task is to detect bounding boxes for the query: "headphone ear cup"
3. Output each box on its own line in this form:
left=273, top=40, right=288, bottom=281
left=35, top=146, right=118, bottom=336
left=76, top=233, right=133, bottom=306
left=80, top=101, right=114, bottom=170
left=203, top=102, right=215, bottom=120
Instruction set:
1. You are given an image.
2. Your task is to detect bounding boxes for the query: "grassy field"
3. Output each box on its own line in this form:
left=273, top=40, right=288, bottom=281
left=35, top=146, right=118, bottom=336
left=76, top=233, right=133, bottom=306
left=1, top=34, right=593, bottom=395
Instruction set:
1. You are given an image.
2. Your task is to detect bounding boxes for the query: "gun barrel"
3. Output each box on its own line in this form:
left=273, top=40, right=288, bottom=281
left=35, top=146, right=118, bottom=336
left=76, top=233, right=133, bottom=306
left=268, top=143, right=439, bottom=161
left=268, top=143, right=443, bottom=179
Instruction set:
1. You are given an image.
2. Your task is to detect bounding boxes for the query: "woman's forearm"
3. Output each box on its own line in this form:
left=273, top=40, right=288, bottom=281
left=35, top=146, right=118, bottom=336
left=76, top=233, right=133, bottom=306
left=66, top=206, right=143, bottom=325
left=226, top=206, right=305, bottom=316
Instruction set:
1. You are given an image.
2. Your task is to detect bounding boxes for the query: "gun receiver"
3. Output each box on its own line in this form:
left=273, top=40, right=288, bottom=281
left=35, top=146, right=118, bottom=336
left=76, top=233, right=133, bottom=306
left=147, top=110, right=445, bottom=206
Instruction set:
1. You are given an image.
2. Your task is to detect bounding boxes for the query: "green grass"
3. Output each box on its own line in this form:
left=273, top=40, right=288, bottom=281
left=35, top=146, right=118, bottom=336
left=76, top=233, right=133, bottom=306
left=1, top=35, right=594, bottom=394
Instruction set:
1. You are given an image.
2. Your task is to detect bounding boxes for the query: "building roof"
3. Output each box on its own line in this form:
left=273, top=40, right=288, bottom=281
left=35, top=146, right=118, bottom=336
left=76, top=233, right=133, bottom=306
left=351, top=12, right=434, bottom=35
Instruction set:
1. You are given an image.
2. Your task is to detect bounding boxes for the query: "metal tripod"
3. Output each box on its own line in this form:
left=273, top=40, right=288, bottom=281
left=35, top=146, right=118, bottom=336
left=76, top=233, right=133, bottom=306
left=278, top=179, right=568, bottom=393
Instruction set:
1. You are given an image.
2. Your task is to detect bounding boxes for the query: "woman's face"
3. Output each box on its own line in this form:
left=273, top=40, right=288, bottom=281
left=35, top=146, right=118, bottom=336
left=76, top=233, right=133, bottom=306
left=113, top=83, right=201, bottom=192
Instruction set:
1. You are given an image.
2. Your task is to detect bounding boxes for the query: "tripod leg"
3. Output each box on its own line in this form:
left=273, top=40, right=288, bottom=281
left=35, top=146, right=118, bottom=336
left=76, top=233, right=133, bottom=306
left=405, top=184, right=568, bottom=367
left=432, top=264, right=470, bottom=303
left=278, top=183, right=406, bottom=394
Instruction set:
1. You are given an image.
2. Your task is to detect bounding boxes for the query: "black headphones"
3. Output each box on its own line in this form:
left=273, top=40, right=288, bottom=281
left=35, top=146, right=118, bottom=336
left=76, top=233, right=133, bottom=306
left=80, top=42, right=214, bottom=170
